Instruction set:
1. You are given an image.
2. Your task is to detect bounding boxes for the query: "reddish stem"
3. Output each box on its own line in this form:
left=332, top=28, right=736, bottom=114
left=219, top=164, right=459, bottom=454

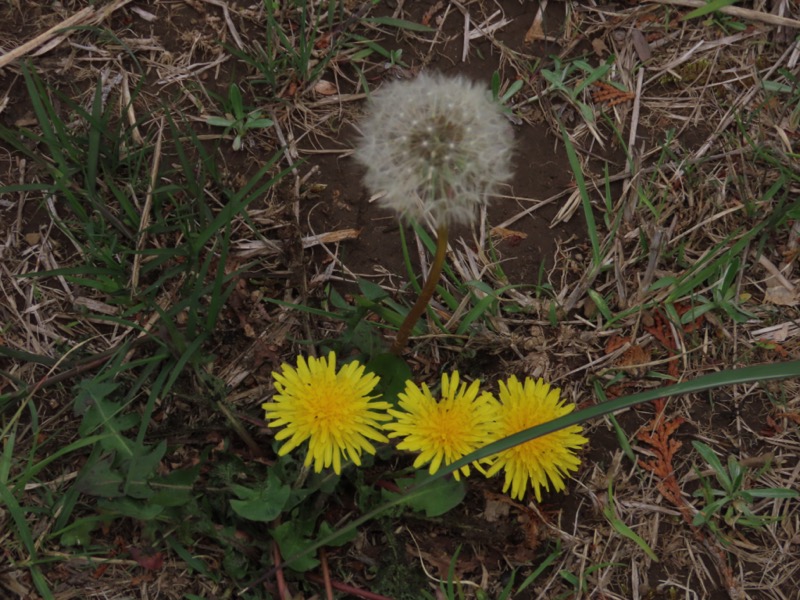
left=390, top=224, right=449, bottom=355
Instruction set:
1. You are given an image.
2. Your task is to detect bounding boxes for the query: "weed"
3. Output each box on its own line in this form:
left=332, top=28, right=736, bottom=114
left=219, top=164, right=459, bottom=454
left=0, top=60, right=289, bottom=597
left=3, top=3, right=800, bottom=599
left=541, top=56, right=612, bottom=126
left=205, top=83, right=274, bottom=151
left=691, top=441, right=799, bottom=534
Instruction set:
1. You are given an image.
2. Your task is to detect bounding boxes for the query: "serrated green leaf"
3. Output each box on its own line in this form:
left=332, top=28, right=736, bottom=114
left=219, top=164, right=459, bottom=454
left=384, top=472, right=466, bottom=517
left=271, top=521, right=319, bottom=572
left=75, top=380, right=137, bottom=457
left=75, top=455, right=125, bottom=498
left=58, top=517, right=102, bottom=547
left=124, top=440, right=167, bottom=499
left=150, top=465, right=201, bottom=507
left=366, top=352, right=412, bottom=409
left=97, top=497, right=164, bottom=520
left=73, top=381, right=120, bottom=416
left=229, top=471, right=291, bottom=522
left=316, top=521, right=356, bottom=547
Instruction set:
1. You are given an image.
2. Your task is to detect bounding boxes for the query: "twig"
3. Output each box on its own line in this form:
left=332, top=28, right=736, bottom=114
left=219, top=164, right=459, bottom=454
left=0, top=0, right=133, bottom=69
left=648, top=0, right=800, bottom=29
left=306, top=573, right=395, bottom=600
left=195, top=0, right=245, bottom=50
left=320, top=549, right=334, bottom=600
left=758, top=254, right=796, bottom=292
left=131, top=117, right=164, bottom=292
left=272, top=542, right=290, bottom=600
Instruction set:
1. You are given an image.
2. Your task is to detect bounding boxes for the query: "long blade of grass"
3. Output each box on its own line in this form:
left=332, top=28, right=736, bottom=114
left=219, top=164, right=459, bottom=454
left=86, top=77, right=103, bottom=199
left=442, top=360, right=800, bottom=474
left=593, top=380, right=635, bottom=463
left=559, top=121, right=601, bottom=266
left=683, top=0, right=740, bottom=20
left=603, top=482, right=659, bottom=561
left=22, top=62, right=66, bottom=172
left=192, top=153, right=286, bottom=250
left=12, top=434, right=113, bottom=491
left=264, top=359, right=800, bottom=581
left=362, top=16, right=435, bottom=32
left=0, top=483, right=55, bottom=600
left=515, top=542, right=562, bottom=594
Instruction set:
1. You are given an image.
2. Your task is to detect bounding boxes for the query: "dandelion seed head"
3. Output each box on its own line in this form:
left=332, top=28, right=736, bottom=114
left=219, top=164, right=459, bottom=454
left=354, top=72, right=514, bottom=227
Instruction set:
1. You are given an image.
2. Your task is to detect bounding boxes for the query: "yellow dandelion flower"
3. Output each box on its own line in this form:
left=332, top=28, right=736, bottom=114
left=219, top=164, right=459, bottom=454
left=485, top=376, right=588, bottom=501
left=262, top=352, right=391, bottom=475
left=384, top=372, right=498, bottom=480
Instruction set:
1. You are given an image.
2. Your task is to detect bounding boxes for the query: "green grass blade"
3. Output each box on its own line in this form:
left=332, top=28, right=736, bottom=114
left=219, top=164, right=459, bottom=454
left=603, top=483, right=659, bottom=561
left=692, top=441, right=732, bottom=491
left=559, top=121, right=601, bottom=266
left=274, top=360, right=800, bottom=576
left=12, top=434, right=111, bottom=491
left=454, top=295, right=496, bottom=335
left=21, top=62, right=66, bottom=171
left=439, top=361, right=800, bottom=476
left=593, top=381, right=635, bottom=463
left=683, top=0, right=740, bottom=20
left=86, top=77, right=103, bottom=199
left=0, top=483, right=55, bottom=600
left=515, top=543, right=562, bottom=595
left=748, top=488, right=799, bottom=499
left=362, top=16, right=435, bottom=32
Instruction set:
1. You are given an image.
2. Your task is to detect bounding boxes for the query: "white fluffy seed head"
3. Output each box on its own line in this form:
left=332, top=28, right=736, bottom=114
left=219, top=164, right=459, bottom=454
left=354, top=72, right=514, bottom=227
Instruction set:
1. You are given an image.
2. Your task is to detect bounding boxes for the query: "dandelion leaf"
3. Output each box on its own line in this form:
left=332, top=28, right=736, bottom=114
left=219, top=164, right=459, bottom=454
left=366, top=352, right=413, bottom=408
left=124, top=440, right=167, bottom=499
left=229, top=470, right=291, bottom=523
left=75, top=455, right=125, bottom=498
left=385, top=473, right=467, bottom=517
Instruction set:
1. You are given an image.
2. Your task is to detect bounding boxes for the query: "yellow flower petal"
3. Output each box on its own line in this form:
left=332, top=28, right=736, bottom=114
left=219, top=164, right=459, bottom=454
left=263, top=352, right=390, bottom=474
left=385, top=371, right=498, bottom=481
left=485, top=376, right=588, bottom=501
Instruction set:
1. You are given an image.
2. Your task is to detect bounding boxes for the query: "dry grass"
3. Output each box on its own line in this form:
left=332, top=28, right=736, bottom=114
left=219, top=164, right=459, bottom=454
left=1, top=1, right=799, bottom=599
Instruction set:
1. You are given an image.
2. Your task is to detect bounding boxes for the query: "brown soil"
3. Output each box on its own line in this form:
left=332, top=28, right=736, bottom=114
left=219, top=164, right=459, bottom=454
left=303, top=0, right=586, bottom=291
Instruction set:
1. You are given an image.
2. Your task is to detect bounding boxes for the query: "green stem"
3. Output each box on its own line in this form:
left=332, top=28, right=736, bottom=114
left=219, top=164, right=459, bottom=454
left=390, top=224, right=449, bottom=355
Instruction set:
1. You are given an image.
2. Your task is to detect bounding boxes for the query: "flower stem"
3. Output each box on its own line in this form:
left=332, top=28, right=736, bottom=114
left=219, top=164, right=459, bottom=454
left=391, top=224, right=449, bottom=355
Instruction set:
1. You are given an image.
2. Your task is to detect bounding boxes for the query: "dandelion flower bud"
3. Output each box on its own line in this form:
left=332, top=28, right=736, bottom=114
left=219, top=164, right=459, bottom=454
left=354, top=72, right=514, bottom=227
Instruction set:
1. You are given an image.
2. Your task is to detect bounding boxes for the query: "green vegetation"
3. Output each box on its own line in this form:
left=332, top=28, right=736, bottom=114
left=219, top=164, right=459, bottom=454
left=1, top=1, right=799, bottom=598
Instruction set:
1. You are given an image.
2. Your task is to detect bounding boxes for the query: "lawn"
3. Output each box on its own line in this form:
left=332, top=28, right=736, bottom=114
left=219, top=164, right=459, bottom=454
left=1, top=1, right=799, bottom=599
